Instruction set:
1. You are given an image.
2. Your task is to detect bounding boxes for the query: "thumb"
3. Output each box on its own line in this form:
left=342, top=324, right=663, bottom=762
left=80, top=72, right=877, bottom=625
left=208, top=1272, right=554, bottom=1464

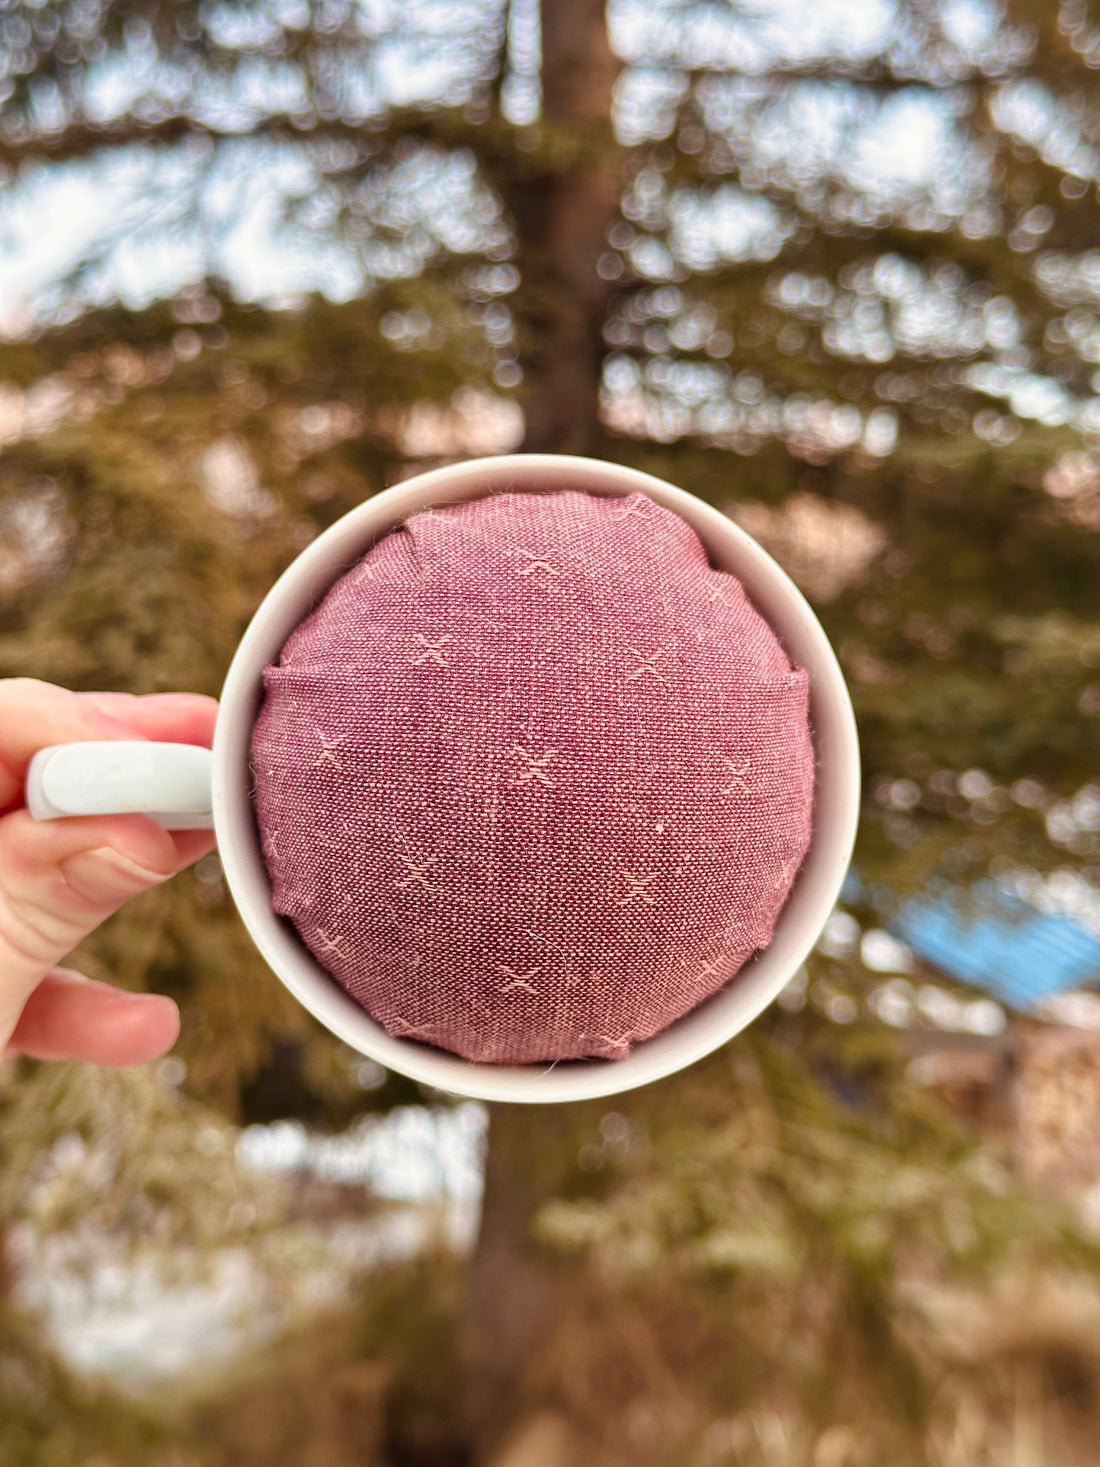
left=5, top=967, right=180, bottom=1067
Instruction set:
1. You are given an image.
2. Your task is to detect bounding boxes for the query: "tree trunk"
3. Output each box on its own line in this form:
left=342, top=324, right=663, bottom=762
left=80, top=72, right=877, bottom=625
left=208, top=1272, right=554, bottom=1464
left=462, top=1101, right=596, bottom=1458
left=511, top=0, right=622, bottom=455
left=462, top=4, right=621, bottom=1457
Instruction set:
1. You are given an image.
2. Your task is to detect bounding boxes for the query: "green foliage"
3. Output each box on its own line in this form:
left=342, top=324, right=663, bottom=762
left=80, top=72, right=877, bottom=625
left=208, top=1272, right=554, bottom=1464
left=3, top=0, right=1100, bottom=1461
left=524, top=1027, right=1100, bottom=1465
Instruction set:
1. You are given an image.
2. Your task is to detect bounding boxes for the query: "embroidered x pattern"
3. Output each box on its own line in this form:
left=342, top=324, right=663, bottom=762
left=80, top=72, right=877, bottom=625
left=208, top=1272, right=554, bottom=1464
left=397, top=855, right=438, bottom=891
left=722, top=759, right=751, bottom=795
left=618, top=872, right=657, bottom=907
left=773, top=855, right=799, bottom=894
left=498, top=965, right=541, bottom=995
left=514, top=548, right=562, bottom=577
left=312, top=734, right=347, bottom=770
left=625, top=648, right=669, bottom=683
left=412, top=634, right=453, bottom=666
left=512, top=745, right=558, bottom=786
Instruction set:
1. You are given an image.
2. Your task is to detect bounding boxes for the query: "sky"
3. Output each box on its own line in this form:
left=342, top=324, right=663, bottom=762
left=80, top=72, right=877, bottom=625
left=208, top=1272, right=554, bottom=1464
left=0, top=0, right=998, bottom=330
left=3, top=3, right=1098, bottom=434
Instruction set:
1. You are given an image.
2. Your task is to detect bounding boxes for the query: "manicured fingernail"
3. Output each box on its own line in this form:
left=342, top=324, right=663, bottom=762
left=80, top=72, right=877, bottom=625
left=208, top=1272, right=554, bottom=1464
left=61, top=847, right=173, bottom=902
left=123, top=991, right=179, bottom=1014
left=86, top=692, right=208, bottom=716
left=138, top=693, right=212, bottom=708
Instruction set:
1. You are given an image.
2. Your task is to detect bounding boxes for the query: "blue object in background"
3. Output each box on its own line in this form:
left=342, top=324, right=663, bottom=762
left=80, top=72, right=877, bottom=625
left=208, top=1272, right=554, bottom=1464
left=890, top=881, right=1100, bottom=1010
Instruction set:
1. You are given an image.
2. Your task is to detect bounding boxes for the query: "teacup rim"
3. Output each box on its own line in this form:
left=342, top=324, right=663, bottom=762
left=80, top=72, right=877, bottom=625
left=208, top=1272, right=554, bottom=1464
left=213, top=453, right=861, bottom=1103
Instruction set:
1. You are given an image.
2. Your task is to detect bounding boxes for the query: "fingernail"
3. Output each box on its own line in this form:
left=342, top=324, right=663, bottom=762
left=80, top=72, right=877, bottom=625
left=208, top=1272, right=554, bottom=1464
left=61, top=848, right=173, bottom=902
left=116, top=991, right=179, bottom=1016
left=139, top=693, right=212, bottom=708
left=86, top=692, right=209, bottom=716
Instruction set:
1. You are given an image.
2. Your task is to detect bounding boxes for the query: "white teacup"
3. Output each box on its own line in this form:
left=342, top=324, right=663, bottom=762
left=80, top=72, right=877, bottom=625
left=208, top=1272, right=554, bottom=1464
left=26, top=454, right=860, bottom=1103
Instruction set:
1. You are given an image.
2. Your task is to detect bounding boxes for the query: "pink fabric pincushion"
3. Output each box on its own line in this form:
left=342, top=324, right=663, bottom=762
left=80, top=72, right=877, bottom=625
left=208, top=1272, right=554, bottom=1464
left=249, top=489, right=814, bottom=1064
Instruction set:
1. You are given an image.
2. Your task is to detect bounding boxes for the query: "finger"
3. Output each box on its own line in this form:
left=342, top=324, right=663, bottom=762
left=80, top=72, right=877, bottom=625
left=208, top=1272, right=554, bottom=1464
left=82, top=691, right=218, bottom=750
left=80, top=698, right=219, bottom=864
left=169, top=828, right=219, bottom=866
left=0, top=678, right=218, bottom=814
left=0, top=807, right=179, bottom=1051
left=4, top=966, right=180, bottom=1066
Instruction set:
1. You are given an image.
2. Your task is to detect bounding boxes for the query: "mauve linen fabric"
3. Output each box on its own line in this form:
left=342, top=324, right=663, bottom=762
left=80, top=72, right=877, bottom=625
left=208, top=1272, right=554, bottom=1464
left=250, top=489, right=815, bottom=1064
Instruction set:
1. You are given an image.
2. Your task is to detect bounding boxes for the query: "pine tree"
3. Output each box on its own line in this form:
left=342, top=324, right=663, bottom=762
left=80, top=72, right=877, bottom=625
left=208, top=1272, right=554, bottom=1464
left=2, top=1, right=1100, bottom=1461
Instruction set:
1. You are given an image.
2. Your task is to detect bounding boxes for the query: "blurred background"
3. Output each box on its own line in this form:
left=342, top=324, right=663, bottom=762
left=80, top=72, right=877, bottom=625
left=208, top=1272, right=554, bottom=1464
left=2, top=0, right=1100, bottom=1463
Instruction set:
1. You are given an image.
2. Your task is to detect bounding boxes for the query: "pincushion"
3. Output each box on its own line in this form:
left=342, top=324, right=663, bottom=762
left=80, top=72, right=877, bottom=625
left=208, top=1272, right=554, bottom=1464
left=249, top=489, right=815, bottom=1065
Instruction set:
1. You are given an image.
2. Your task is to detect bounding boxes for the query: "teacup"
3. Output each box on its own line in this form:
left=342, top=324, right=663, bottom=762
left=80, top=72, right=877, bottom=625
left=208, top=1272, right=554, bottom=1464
left=26, top=454, right=860, bottom=1103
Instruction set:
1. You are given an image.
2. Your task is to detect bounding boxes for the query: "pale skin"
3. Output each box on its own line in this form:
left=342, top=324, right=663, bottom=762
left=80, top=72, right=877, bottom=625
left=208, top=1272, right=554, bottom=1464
left=0, top=678, right=219, bottom=1066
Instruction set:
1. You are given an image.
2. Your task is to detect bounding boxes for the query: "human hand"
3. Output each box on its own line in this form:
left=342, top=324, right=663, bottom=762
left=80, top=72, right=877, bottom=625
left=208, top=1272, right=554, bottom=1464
left=0, top=678, right=218, bottom=1067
